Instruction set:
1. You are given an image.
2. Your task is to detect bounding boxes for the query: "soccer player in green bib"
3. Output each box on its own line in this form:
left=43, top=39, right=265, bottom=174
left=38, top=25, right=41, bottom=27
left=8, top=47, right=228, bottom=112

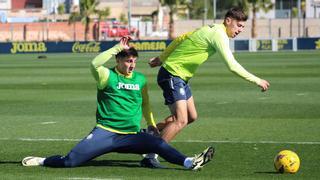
left=22, top=37, right=214, bottom=170
left=142, top=7, right=270, bottom=167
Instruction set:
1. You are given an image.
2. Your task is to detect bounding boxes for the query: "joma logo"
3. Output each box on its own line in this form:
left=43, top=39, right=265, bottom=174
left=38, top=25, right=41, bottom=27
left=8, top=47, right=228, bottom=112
left=11, top=42, right=47, bottom=54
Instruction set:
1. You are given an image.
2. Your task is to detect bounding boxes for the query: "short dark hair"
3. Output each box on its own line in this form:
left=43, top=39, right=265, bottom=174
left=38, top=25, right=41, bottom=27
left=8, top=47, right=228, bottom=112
left=224, top=7, right=248, bottom=21
left=115, top=47, right=138, bottom=59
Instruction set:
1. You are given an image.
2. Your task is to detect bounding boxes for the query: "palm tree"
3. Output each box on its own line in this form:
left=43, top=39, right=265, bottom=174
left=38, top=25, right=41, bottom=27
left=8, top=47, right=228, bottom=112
left=238, top=0, right=273, bottom=38
left=68, top=11, right=81, bottom=41
left=160, top=0, right=187, bottom=39
left=95, top=7, right=110, bottom=41
left=80, top=0, right=99, bottom=41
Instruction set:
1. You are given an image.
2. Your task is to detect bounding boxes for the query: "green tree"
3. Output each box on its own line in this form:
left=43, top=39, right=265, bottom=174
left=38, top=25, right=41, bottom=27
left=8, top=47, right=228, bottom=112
left=187, top=0, right=206, bottom=19
left=57, top=3, right=65, bottom=15
left=95, top=7, right=110, bottom=41
left=160, top=0, right=188, bottom=39
left=236, top=0, right=273, bottom=38
left=187, top=0, right=243, bottom=20
left=68, top=11, right=82, bottom=41
left=80, top=0, right=99, bottom=41
left=119, top=13, right=128, bottom=25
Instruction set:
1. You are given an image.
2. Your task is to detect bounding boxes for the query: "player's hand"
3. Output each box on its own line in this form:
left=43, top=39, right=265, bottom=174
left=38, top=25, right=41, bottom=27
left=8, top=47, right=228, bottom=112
left=258, top=79, right=270, bottom=92
left=120, top=36, right=132, bottom=49
left=148, top=57, right=162, bottom=68
left=147, top=125, right=161, bottom=137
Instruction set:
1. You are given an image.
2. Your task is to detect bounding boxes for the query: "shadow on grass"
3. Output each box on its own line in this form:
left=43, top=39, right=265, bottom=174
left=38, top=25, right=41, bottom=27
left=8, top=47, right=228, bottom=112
left=254, top=171, right=280, bottom=174
left=83, top=160, right=141, bottom=168
left=82, top=160, right=187, bottom=171
left=0, top=161, right=21, bottom=165
left=0, top=159, right=187, bottom=171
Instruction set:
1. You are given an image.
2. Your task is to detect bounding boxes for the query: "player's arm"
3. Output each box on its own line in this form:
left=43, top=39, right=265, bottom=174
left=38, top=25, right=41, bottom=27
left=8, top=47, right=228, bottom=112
left=141, top=83, right=159, bottom=134
left=90, top=44, right=123, bottom=89
left=91, top=36, right=130, bottom=89
left=212, top=31, right=269, bottom=91
left=149, top=31, right=193, bottom=67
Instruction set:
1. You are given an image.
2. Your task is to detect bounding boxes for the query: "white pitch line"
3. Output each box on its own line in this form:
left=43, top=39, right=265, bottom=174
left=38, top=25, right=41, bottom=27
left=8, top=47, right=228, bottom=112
left=176, top=139, right=320, bottom=145
left=258, top=97, right=269, bottom=100
left=40, top=121, right=57, bottom=125
left=296, top=93, right=307, bottom=96
left=19, top=138, right=80, bottom=142
left=0, top=137, right=320, bottom=145
left=62, top=178, right=122, bottom=180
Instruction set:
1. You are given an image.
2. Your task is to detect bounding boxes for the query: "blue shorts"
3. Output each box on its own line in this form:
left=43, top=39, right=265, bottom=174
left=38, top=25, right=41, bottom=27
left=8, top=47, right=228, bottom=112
left=43, top=126, right=186, bottom=167
left=157, top=67, right=192, bottom=105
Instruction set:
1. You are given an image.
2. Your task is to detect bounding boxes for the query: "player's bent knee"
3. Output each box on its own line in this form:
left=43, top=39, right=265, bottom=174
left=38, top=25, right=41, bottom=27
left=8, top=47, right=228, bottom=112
left=175, top=118, right=188, bottom=129
left=188, top=115, right=197, bottom=124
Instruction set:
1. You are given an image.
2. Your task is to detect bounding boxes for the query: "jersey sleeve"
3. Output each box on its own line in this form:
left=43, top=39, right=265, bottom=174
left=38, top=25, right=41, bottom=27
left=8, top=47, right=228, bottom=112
left=90, top=44, right=123, bottom=89
left=212, top=30, right=262, bottom=85
left=141, top=83, right=157, bottom=127
left=159, top=31, right=193, bottom=62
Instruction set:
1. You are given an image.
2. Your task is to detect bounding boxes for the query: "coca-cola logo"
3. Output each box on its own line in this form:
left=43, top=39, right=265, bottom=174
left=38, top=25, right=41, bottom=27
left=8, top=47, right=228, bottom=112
left=72, top=42, right=101, bottom=53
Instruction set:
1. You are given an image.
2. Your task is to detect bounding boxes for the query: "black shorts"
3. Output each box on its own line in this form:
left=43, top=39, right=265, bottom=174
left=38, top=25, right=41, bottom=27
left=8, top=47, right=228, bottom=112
left=157, top=67, right=192, bottom=105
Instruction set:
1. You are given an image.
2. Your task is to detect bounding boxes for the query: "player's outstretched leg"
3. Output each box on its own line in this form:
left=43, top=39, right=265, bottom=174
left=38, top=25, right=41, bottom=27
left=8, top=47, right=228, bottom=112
left=22, top=155, right=66, bottom=167
left=190, top=146, right=215, bottom=170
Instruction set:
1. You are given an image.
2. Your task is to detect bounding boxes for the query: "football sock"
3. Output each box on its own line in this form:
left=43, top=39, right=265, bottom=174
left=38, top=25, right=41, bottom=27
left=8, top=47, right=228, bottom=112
left=183, top=157, right=194, bottom=168
left=39, top=158, right=45, bottom=165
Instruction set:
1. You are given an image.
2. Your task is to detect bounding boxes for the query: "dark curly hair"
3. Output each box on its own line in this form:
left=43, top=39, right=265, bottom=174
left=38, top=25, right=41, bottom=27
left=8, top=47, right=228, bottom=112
left=115, top=47, right=138, bottom=59
left=225, top=7, right=248, bottom=21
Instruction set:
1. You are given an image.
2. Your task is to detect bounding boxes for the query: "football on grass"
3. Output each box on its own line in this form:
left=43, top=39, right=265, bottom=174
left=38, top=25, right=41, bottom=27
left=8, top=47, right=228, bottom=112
left=274, top=150, right=300, bottom=173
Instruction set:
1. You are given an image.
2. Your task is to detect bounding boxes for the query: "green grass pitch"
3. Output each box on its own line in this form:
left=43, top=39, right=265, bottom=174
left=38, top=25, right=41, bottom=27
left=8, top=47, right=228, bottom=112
left=1, top=50, right=320, bottom=179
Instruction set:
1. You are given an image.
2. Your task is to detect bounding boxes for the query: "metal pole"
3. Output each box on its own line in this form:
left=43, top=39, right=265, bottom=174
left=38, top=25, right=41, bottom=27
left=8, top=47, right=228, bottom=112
left=46, top=10, right=49, bottom=41
left=290, top=0, right=293, bottom=37
left=269, top=18, right=271, bottom=38
left=203, top=0, right=207, bottom=26
left=42, top=21, right=45, bottom=41
left=298, top=0, right=301, bottom=37
left=10, top=23, right=13, bottom=41
left=213, top=0, right=216, bottom=23
left=128, top=0, right=131, bottom=34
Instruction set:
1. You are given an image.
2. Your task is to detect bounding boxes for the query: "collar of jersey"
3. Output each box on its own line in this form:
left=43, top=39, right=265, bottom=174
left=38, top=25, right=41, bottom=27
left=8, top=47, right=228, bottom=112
left=115, top=67, right=133, bottom=78
left=221, top=23, right=227, bottom=33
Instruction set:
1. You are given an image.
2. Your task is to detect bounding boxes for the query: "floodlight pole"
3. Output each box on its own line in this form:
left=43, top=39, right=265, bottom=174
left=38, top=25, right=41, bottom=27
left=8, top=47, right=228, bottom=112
left=298, top=0, right=301, bottom=37
left=289, top=0, right=293, bottom=37
left=202, top=0, right=207, bottom=26
left=128, top=0, right=132, bottom=34
left=213, top=0, right=216, bottom=23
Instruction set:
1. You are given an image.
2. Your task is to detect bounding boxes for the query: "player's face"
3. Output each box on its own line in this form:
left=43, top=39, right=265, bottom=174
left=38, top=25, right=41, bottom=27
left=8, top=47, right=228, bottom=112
left=116, top=56, right=137, bottom=76
left=225, top=17, right=245, bottom=38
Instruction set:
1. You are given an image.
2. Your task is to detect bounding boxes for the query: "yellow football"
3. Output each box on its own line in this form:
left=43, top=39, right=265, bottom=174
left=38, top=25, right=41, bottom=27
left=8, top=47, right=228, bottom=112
left=274, top=150, right=300, bottom=173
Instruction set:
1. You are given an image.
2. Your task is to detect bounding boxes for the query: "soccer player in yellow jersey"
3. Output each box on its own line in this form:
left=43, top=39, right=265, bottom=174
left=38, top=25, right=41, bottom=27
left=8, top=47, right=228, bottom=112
left=142, top=7, right=270, bottom=167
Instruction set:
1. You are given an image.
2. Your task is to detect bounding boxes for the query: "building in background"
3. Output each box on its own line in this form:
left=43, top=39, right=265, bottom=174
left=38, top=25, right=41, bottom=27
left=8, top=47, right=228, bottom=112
left=0, top=0, right=11, bottom=23
left=43, top=0, right=79, bottom=14
left=308, top=0, right=320, bottom=18
left=0, top=0, right=319, bottom=41
left=97, top=0, right=158, bottom=20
